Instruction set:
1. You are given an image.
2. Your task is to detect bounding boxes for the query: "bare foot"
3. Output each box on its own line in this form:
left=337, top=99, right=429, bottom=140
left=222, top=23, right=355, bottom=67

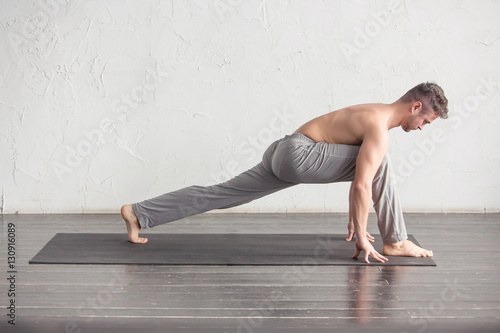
left=382, top=239, right=433, bottom=257
left=121, top=204, right=148, bottom=244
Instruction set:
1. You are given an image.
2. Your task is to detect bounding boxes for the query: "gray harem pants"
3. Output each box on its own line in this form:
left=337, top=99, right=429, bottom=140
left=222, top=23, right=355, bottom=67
left=132, top=133, right=408, bottom=244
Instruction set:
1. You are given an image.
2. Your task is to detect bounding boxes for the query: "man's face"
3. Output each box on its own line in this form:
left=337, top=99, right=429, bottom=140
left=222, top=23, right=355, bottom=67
left=402, top=111, right=438, bottom=132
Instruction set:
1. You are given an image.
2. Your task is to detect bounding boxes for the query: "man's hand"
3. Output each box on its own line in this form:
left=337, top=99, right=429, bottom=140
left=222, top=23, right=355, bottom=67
left=346, top=220, right=375, bottom=242
left=352, top=238, right=388, bottom=263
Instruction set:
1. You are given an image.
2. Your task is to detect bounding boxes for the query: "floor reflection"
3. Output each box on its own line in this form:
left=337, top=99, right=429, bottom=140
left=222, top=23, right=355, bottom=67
left=346, top=265, right=405, bottom=324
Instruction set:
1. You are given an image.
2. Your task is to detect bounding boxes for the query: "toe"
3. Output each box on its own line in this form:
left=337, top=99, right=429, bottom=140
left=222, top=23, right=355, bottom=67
left=130, top=237, right=147, bottom=244
left=422, top=249, right=433, bottom=257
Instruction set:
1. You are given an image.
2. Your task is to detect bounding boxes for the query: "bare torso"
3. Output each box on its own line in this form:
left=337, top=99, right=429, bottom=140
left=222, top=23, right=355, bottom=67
left=294, top=103, right=393, bottom=145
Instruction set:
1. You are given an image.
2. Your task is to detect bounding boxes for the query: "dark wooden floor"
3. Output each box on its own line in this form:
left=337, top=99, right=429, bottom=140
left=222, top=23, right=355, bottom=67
left=1, top=212, right=499, bottom=333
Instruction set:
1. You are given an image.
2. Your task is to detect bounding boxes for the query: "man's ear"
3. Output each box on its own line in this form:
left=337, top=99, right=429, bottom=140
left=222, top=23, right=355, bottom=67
left=412, top=101, right=422, bottom=113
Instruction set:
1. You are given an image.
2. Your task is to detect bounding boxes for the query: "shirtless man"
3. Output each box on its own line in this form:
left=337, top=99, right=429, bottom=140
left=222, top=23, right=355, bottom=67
left=121, top=82, right=448, bottom=263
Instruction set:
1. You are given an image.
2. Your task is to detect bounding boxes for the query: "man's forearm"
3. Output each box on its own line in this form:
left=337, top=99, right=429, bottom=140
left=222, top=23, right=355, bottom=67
left=351, top=184, right=371, bottom=238
left=348, top=182, right=354, bottom=223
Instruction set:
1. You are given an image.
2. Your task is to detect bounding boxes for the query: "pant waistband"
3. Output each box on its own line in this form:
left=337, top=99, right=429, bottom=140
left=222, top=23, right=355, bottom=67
left=286, top=133, right=361, bottom=156
left=288, top=133, right=316, bottom=143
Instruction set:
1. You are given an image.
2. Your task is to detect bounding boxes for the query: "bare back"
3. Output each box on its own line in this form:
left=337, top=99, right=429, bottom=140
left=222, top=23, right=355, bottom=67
left=294, top=103, right=392, bottom=145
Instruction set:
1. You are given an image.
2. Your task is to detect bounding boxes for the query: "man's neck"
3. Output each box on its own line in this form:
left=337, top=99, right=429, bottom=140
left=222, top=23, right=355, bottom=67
left=386, top=100, right=408, bottom=130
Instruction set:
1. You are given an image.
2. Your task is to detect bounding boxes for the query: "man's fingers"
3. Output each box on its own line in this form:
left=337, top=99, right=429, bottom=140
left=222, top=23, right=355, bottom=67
left=352, top=247, right=360, bottom=259
left=346, top=230, right=354, bottom=241
left=352, top=241, right=389, bottom=264
left=372, top=251, right=388, bottom=263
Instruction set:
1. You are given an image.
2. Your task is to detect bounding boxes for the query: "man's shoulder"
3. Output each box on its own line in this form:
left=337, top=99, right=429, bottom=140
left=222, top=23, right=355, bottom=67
left=347, top=105, right=390, bottom=131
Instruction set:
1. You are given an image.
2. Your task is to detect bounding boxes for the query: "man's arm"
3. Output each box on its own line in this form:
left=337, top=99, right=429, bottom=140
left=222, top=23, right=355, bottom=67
left=351, top=125, right=389, bottom=263
left=346, top=182, right=374, bottom=242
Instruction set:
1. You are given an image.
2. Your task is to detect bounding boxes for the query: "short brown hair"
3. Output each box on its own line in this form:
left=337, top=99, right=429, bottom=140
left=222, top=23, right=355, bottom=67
left=400, top=82, right=449, bottom=119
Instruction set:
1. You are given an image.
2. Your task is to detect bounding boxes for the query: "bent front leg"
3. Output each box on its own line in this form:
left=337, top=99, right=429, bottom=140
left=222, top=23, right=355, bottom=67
left=371, top=154, right=408, bottom=244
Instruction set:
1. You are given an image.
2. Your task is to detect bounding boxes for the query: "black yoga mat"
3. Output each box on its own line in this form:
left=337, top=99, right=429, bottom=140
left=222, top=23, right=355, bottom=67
left=29, top=233, right=436, bottom=266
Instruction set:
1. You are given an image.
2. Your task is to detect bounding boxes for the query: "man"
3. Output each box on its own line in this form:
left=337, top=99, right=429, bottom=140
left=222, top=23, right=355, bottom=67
left=121, top=82, right=448, bottom=263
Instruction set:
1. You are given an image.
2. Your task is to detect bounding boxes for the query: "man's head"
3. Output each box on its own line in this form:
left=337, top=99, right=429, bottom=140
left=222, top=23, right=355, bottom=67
left=399, top=82, right=449, bottom=132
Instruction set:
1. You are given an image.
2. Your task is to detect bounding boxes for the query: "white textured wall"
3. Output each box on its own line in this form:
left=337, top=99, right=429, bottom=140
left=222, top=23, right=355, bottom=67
left=1, top=0, right=499, bottom=214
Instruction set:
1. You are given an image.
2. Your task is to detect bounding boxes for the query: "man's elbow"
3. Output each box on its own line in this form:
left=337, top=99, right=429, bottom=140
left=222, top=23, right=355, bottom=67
left=352, top=182, right=372, bottom=197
